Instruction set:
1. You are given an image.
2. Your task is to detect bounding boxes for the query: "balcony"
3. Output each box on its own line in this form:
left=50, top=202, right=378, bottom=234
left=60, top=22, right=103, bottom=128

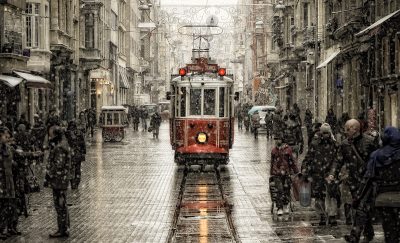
left=80, top=48, right=101, bottom=69
left=0, top=43, right=28, bottom=73
left=302, top=26, right=316, bottom=48
left=334, top=8, right=367, bottom=39
left=0, top=0, right=25, bottom=9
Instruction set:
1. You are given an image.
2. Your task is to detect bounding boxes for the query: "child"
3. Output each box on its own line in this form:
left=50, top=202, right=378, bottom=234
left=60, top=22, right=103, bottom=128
left=269, top=137, right=299, bottom=215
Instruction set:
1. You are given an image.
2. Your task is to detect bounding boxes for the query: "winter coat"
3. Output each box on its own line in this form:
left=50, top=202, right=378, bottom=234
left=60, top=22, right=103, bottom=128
left=282, top=119, right=303, bottom=146
left=251, top=113, right=261, bottom=128
left=0, top=143, right=15, bottom=198
left=150, top=113, right=162, bottom=128
left=272, top=113, right=284, bottom=138
left=132, top=109, right=140, bottom=123
left=335, top=133, right=379, bottom=196
left=265, top=113, right=273, bottom=130
left=301, top=136, right=339, bottom=198
left=270, top=144, right=299, bottom=176
left=31, top=122, right=46, bottom=151
left=66, top=128, right=86, bottom=163
left=47, top=139, right=71, bottom=190
left=304, top=111, right=313, bottom=132
left=325, top=112, right=337, bottom=134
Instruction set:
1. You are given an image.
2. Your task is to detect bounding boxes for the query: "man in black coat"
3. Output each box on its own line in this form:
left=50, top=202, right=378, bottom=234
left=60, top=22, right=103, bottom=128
left=335, top=119, right=379, bottom=242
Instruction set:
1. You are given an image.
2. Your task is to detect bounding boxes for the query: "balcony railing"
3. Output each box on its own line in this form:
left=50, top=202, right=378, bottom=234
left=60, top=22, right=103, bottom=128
left=0, top=43, right=30, bottom=57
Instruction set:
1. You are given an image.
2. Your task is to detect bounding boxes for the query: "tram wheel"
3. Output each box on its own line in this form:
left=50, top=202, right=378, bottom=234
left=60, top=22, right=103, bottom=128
left=114, top=133, right=123, bottom=142
left=103, top=133, right=111, bottom=142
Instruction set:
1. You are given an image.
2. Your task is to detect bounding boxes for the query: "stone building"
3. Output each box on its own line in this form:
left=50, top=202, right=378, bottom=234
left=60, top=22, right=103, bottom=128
left=0, top=0, right=51, bottom=125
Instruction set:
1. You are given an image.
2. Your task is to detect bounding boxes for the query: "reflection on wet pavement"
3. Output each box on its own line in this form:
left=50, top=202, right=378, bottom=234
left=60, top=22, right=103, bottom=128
left=6, top=124, right=384, bottom=242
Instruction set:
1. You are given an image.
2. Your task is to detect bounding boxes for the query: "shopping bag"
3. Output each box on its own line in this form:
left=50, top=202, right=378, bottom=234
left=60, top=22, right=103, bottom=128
left=291, top=175, right=300, bottom=201
left=299, top=180, right=311, bottom=207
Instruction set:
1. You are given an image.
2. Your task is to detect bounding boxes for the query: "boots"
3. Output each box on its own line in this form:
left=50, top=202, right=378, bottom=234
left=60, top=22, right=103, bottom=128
left=344, top=203, right=352, bottom=225
left=319, top=214, right=326, bottom=226
left=328, top=216, right=338, bottom=226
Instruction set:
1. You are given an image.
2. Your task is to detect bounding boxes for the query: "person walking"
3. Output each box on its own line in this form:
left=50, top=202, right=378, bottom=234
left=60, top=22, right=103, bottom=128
left=270, top=136, right=299, bottom=216
left=150, top=111, right=162, bottom=139
left=251, top=111, right=261, bottom=139
left=132, top=107, right=140, bottom=132
left=282, top=111, right=304, bottom=157
left=334, top=119, right=379, bottom=242
left=237, top=110, right=243, bottom=130
left=304, top=109, right=313, bottom=146
left=325, top=107, right=337, bottom=135
left=65, top=121, right=86, bottom=189
left=301, top=123, right=340, bottom=226
left=45, top=125, right=71, bottom=238
left=87, top=108, right=96, bottom=138
left=360, top=126, right=400, bottom=243
left=272, top=109, right=284, bottom=139
left=141, top=107, right=148, bottom=132
left=265, top=111, right=273, bottom=139
left=293, top=103, right=302, bottom=126
left=0, top=127, right=18, bottom=239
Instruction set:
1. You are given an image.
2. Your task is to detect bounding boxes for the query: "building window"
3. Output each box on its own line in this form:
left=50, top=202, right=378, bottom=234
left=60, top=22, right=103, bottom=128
left=303, top=3, right=309, bottom=28
left=111, top=11, right=117, bottom=30
left=85, top=13, right=95, bottom=48
left=26, top=3, right=40, bottom=48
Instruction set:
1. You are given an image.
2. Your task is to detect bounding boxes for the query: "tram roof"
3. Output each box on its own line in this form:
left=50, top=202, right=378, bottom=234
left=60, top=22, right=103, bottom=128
left=171, top=74, right=234, bottom=84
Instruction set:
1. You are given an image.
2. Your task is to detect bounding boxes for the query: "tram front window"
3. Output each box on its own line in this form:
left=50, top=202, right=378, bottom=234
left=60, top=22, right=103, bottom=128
left=204, top=89, right=216, bottom=116
left=219, top=87, right=225, bottom=117
left=190, top=89, right=202, bottom=115
left=180, top=87, right=186, bottom=117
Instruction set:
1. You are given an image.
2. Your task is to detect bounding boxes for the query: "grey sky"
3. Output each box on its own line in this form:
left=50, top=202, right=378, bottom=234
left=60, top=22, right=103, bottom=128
left=160, top=0, right=238, bottom=6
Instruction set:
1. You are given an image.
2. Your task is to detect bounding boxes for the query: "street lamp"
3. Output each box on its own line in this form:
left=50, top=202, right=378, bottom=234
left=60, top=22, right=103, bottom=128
left=275, top=1, right=286, bottom=10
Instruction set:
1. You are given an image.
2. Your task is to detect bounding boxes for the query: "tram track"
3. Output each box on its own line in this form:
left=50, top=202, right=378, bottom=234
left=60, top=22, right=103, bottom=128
left=167, top=165, right=241, bottom=243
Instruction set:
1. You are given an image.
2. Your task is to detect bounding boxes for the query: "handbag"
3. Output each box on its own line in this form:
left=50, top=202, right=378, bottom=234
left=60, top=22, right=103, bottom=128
left=148, top=126, right=153, bottom=133
left=25, top=165, right=40, bottom=193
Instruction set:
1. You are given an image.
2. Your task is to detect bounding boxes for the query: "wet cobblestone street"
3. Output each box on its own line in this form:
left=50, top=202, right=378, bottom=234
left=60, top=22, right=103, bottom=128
left=6, top=123, right=384, bottom=242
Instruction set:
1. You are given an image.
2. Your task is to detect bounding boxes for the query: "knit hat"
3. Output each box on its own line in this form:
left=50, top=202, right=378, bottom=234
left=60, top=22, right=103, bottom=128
left=320, top=123, right=332, bottom=134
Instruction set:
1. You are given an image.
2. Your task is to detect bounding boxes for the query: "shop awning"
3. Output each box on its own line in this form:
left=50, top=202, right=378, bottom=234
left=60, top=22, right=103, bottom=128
left=356, top=9, right=400, bottom=37
left=316, top=50, right=341, bottom=69
left=14, top=71, right=51, bottom=88
left=274, top=85, right=289, bottom=89
left=119, top=68, right=130, bottom=89
left=0, top=75, right=23, bottom=88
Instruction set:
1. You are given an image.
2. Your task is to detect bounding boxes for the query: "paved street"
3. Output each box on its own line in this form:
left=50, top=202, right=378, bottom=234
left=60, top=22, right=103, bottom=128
left=6, top=123, right=384, bottom=243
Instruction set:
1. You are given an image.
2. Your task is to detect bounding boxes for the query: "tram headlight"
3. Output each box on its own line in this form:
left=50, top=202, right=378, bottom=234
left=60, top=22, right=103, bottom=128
left=196, top=132, right=207, bottom=144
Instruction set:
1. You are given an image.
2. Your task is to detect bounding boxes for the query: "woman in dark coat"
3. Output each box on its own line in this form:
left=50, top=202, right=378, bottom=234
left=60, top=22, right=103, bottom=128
left=304, top=109, right=313, bottom=145
left=325, top=108, right=337, bottom=135
left=301, top=123, right=340, bottom=226
left=65, top=121, right=86, bottom=189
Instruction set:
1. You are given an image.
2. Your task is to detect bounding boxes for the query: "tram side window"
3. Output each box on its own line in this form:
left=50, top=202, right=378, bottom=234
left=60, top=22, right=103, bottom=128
left=106, top=113, right=112, bottom=125
left=190, top=89, right=202, bottom=116
left=180, top=87, right=186, bottom=117
left=113, top=113, right=119, bottom=124
left=219, top=87, right=225, bottom=117
left=204, top=89, right=216, bottom=116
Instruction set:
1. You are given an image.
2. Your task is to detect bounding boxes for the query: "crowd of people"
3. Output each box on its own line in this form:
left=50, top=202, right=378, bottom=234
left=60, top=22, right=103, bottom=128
left=0, top=112, right=87, bottom=239
left=262, top=103, right=400, bottom=243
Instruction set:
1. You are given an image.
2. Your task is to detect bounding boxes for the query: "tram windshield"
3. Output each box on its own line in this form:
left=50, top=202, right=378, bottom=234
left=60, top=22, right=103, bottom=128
left=176, top=86, right=228, bottom=117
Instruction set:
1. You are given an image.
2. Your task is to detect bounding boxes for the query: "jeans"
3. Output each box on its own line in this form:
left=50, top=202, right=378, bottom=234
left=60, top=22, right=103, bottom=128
left=52, top=189, right=70, bottom=233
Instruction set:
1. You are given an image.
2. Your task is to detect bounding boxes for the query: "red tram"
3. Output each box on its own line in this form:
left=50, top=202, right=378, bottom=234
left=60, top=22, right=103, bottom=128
left=168, top=57, right=237, bottom=165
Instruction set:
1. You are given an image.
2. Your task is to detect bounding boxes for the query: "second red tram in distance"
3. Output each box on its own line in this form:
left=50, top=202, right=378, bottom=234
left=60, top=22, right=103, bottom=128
left=168, top=57, right=236, bottom=165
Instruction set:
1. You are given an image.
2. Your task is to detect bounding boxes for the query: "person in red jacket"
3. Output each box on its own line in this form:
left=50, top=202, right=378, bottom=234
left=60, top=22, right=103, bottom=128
left=269, top=137, right=299, bottom=215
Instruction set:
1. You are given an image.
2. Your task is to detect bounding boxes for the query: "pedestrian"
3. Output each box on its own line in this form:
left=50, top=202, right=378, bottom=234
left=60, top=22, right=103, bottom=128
left=87, top=108, right=96, bottom=137
left=337, top=112, right=350, bottom=143
left=237, top=110, right=243, bottom=130
left=265, top=111, right=273, bottom=139
left=325, top=107, right=337, bottom=135
left=132, top=107, right=140, bottom=132
left=16, top=114, right=31, bottom=131
left=251, top=111, right=261, bottom=139
left=77, top=111, right=87, bottom=135
left=301, top=123, right=340, bottom=226
left=304, top=108, right=313, bottom=145
left=270, top=136, right=299, bottom=216
left=334, top=119, right=379, bottom=242
left=361, top=126, right=400, bottom=243
left=282, top=111, right=304, bottom=157
left=31, top=115, right=46, bottom=152
left=141, top=107, right=148, bottom=131
left=13, top=124, right=34, bottom=217
left=293, top=103, right=302, bottom=126
left=150, top=111, right=162, bottom=139
left=44, top=125, right=71, bottom=238
left=65, top=120, right=86, bottom=189
left=0, top=127, right=19, bottom=239
left=272, top=109, right=284, bottom=139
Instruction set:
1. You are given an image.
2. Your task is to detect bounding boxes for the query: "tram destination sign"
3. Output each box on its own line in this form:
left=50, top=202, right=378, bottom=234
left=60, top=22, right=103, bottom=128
left=186, top=58, right=219, bottom=73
